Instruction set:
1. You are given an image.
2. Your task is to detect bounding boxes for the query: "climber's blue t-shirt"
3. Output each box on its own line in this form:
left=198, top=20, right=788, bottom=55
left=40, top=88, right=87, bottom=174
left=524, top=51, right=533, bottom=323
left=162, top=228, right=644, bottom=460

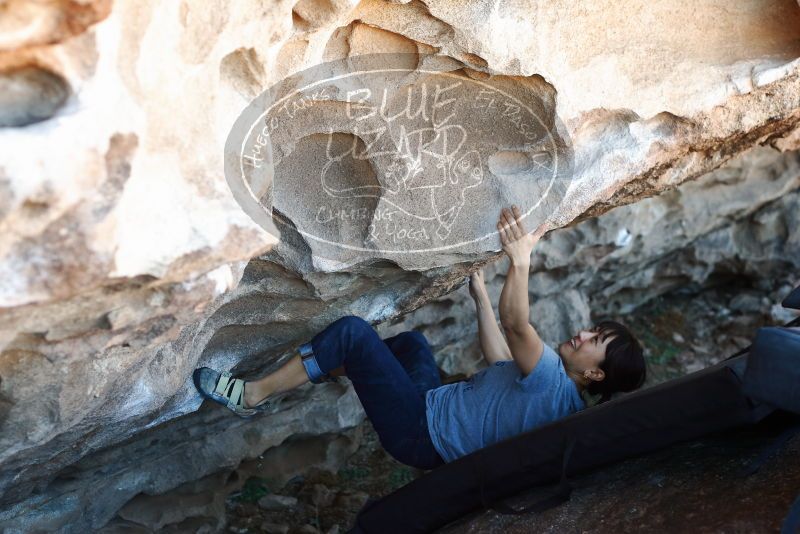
left=425, top=344, right=585, bottom=463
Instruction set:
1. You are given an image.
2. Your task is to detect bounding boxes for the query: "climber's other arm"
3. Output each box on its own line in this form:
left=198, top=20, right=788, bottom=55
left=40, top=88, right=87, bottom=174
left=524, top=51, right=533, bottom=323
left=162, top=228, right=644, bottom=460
left=469, top=269, right=512, bottom=364
left=496, top=206, right=548, bottom=376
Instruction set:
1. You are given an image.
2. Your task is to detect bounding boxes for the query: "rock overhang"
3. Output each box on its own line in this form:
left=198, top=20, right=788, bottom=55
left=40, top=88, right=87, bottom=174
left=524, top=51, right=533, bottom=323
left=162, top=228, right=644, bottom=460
left=0, top=0, right=799, bottom=530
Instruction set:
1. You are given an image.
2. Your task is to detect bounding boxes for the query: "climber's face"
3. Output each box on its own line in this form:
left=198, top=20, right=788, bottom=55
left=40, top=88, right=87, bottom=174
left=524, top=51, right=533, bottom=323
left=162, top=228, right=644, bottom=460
left=557, top=326, right=614, bottom=380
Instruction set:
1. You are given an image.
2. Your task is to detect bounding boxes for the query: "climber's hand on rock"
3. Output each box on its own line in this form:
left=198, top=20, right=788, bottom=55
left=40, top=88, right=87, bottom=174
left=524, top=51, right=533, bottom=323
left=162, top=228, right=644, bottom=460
left=497, top=205, right=548, bottom=266
left=468, top=269, right=487, bottom=301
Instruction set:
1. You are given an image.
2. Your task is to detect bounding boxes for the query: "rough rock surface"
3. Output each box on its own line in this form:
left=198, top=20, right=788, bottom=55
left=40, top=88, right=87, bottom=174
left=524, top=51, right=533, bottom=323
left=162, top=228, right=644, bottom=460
left=0, top=0, right=799, bottom=531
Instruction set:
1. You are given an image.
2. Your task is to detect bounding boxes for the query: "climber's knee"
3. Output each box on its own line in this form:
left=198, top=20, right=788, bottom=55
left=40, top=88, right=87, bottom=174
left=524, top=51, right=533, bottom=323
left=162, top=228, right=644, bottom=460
left=396, top=330, right=430, bottom=349
left=300, top=316, right=375, bottom=383
left=331, top=315, right=373, bottom=335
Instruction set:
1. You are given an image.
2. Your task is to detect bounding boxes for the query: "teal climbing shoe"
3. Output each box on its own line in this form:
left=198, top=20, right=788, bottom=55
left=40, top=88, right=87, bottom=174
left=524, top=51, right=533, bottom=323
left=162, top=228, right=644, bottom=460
left=192, top=367, right=271, bottom=418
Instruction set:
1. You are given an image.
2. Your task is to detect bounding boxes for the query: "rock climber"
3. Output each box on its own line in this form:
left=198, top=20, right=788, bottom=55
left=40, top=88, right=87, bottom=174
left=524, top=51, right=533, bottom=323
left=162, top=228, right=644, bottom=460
left=193, top=205, right=647, bottom=469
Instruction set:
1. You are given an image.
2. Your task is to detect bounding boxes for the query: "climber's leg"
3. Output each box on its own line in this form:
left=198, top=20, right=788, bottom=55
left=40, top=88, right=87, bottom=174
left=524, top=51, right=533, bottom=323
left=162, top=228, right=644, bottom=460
left=285, top=315, right=444, bottom=469
left=244, top=327, right=437, bottom=407
left=242, top=355, right=309, bottom=409
left=382, top=330, right=442, bottom=397
left=327, top=331, right=438, bottom=382
left=324, top=330, right=436, bottom=378
left=240, top=316, right=444, bottom=468
left=242, top=322, right=353, bottom=407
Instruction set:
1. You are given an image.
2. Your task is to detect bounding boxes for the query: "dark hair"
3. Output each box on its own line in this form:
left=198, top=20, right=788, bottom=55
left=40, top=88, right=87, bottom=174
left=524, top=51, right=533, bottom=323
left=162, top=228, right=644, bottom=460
left=586, top=320, right=646, bottom=403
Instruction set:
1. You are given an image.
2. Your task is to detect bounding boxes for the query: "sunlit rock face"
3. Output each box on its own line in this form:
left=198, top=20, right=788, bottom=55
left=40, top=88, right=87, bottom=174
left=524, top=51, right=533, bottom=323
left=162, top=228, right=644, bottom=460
left=257, top=59, right=572, bottom=271
left=0, top=0, right=799, bottom=531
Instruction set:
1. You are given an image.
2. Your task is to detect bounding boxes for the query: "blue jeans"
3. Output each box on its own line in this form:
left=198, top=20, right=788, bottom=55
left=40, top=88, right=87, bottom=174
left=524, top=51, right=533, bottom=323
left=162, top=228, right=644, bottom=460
left=299, top=316, right=446, bottom=470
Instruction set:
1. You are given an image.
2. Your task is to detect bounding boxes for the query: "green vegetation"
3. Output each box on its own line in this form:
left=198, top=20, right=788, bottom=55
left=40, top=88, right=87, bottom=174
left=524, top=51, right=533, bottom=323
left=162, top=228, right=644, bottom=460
left=640, top=330, right=681, bottom=366
left=388, top=467, right=416, bottom=490
left=234, top=476, right=271, bottom=503
left=338, top=465, right=371, bottom=482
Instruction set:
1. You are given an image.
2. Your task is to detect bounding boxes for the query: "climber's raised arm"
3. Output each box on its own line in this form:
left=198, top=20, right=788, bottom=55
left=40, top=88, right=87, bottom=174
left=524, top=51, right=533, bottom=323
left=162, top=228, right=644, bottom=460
left=468, top=269, right=512, bottom=364
left=496, top=206, right=548, bottom=376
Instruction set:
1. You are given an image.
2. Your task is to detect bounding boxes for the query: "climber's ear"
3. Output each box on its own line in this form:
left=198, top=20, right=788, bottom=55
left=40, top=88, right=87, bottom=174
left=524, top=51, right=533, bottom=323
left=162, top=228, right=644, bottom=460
left=583, top=367, right=605, bottom=383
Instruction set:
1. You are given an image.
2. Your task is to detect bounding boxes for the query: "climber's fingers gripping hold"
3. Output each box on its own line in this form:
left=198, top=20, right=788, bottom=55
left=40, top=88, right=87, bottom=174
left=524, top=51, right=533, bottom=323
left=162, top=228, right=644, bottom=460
left=497, top=205, right=548, bottom=265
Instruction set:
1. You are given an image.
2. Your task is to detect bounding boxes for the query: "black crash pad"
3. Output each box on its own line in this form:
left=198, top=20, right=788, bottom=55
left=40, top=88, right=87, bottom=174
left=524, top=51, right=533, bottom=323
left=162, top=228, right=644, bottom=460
left=783, top=284, right=800, bottom=310
left=352, top=354, right=772, bottom=533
